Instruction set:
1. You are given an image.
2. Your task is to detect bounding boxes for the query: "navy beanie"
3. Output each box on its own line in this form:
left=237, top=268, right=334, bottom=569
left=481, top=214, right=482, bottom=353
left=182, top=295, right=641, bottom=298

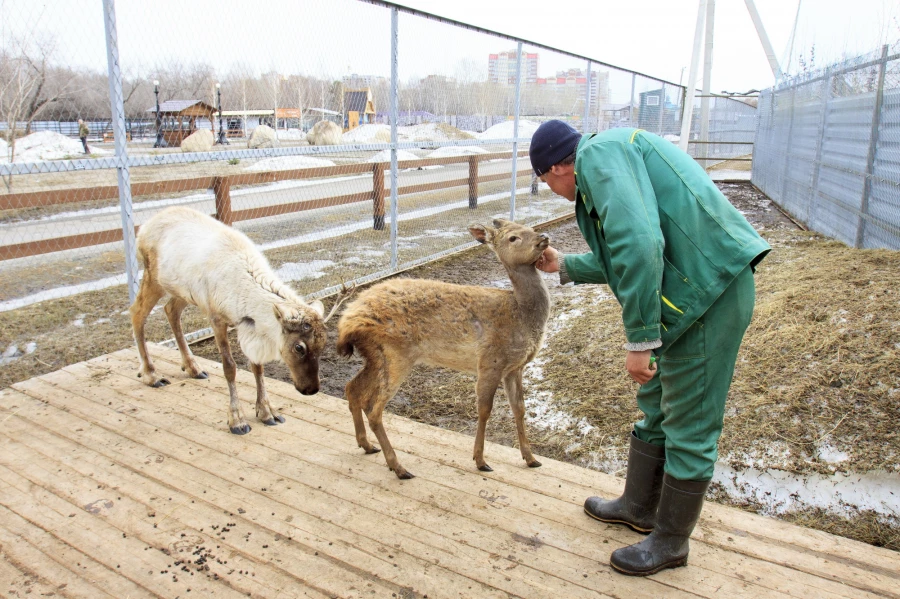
left=529, top=120, right=582, bottom=176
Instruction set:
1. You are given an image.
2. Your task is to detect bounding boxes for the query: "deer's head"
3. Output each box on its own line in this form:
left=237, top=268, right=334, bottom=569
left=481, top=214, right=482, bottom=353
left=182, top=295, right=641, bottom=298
left=468, top=219, right=550, bottom=268
left=274, top=301, right=327, bottom=395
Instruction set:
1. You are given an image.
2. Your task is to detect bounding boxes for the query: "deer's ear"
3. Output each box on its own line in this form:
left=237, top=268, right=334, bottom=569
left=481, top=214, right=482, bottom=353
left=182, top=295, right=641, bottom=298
left=308, top=300, right=325, bottom=318
left=273, top=302, right=294, bottom=324
left=468, top=223, right=493, bottom=244
left=492, top=218, right=511, bottom=229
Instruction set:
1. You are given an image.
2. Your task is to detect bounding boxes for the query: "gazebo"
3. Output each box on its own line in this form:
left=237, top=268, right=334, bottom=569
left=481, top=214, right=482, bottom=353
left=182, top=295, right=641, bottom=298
left=343, top=88, right=376, bottom=131
left=147, top=100, right=217, bottom=146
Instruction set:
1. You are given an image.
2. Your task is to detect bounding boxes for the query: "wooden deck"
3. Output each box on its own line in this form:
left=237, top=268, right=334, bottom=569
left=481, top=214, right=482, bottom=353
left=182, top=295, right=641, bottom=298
left=1, top=345, right=897, bottom=598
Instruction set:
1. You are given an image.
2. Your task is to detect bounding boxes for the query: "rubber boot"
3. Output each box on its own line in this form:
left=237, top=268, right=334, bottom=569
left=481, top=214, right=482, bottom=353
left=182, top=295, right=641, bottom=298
left=609, top=474, right=710, bottom=576
left=583, top=431, right=665, bottom=534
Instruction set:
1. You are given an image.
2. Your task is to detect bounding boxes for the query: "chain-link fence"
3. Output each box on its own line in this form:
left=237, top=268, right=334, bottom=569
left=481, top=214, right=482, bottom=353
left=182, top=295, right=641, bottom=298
left=0, top=0, right=755, bottom=337
left=753, top=44, right=900, bottom=249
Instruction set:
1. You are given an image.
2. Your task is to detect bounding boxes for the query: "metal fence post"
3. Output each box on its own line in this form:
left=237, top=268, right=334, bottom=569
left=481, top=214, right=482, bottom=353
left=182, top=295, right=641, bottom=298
left=102, top=0, right=139, bottom=302
left=583, top=60, right=592, bottom=134
left=629, top=73, right=636, bottom=125
left=658, top=82, right=666, bottom=135
left=855, top=45, right=889, bottom=249
left=778, top=84, right=798, bottom=209
left=808, top=67, right=833, bottom=225
left=389, top=6, right=399, bottom=270
left=510, top=41, right=523, bottom=220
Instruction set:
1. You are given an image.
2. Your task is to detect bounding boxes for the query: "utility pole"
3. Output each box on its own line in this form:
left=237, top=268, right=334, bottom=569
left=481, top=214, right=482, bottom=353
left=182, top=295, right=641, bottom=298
left=743, top=0, right=783, bottom=79
left=678, top=0, right=707, bottom=152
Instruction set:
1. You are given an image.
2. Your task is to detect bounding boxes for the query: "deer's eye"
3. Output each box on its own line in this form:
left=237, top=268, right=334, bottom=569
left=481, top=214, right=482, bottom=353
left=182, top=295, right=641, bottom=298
left=508, top=235, right=519, bottom=242
left=293, top=343, right=307, bottom=357
left=301, top=322, right=312, bottom=333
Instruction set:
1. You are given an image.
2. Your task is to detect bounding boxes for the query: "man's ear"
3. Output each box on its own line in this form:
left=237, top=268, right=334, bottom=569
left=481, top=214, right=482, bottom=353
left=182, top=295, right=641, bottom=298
left=468, top=223, right=495, bottom=244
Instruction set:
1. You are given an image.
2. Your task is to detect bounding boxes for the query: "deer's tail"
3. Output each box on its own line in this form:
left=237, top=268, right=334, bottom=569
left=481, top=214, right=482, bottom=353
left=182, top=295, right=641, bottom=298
left=336, top=328, right=356, bottom=358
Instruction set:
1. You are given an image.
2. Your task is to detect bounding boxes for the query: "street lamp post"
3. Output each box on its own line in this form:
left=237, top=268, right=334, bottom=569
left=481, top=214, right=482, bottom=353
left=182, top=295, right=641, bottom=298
left=153, top=80, right=166, bottom=148
left=215, top=83, right=229, bottom=145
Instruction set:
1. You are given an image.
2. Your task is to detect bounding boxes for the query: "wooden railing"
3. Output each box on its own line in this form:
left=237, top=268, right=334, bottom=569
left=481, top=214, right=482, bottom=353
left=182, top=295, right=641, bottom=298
left=0, top=150, right=532, bottom=261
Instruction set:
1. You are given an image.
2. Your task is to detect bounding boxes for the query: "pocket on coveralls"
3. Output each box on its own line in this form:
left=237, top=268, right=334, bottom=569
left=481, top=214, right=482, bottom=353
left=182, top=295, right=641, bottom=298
left=664, top=317, right=706, bottom=361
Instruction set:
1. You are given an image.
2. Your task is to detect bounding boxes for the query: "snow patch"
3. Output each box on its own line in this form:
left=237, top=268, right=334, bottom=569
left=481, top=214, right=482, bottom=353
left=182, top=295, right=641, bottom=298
left=274, top=260, right=336, bottom=282
left=11, top=131, right=110, bottom=162
left=477, top=119, right=541, bottom=140
left=426, top=145, right=489, bottom=158
left=245, top=156, right=336, bottom=172
left=342, top=124, right=390, bottom=143
left=714, top=462, right=900, bottom=523
left=367, top=149, right=419, bottom=163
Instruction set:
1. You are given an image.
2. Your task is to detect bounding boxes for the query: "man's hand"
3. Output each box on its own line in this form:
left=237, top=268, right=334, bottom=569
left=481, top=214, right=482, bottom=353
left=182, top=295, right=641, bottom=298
left=626, top=350, right=657, bottom=385
left=535, top=246, right=560, bottom=273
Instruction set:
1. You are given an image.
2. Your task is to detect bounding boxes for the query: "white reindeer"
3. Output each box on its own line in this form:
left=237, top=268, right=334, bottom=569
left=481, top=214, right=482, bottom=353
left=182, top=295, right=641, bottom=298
left=130, top=206, right=329, bottom=435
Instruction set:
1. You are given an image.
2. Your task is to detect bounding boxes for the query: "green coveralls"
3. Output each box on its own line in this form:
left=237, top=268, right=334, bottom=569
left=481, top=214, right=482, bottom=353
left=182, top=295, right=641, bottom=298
left=562, top=129, right=770, bottom=481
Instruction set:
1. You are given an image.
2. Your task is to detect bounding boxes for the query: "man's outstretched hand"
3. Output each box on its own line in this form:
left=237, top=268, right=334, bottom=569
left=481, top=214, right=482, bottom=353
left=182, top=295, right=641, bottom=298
left=535, top=246, right=559, bottom=273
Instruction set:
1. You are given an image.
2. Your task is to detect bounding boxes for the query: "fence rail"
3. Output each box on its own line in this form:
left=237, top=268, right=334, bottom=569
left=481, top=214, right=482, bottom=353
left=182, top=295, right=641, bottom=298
left=0, top=150, right=529, bottom=261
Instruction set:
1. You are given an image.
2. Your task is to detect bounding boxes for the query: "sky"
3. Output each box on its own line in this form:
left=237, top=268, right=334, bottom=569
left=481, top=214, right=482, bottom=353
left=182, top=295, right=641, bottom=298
left=2, top=0, right=897, bottom=101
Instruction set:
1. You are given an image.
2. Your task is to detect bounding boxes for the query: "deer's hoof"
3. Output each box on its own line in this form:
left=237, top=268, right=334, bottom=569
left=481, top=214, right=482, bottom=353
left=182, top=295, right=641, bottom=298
left=527, top=459, right=542, bottom=468
left=151, top=378, right=171, bottom=388
left=396, top=470, right=415, bottom=480
left=261, top=417, right=278, bottom=426
left=230, top=423, right=252, bottom=435
left=364, top=446, right=381, bottom=454
left=478, top=464, right=494, bottom=472
left=193, top=371, right=209, bottom=380
left=274, top=414, right=285, bottom=424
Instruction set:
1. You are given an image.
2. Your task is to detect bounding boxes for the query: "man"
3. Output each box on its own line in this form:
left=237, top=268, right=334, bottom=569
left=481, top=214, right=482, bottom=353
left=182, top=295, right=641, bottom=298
left=78, top=119, right=90, bottom=154
left=530, top=120, right=769, bottom=576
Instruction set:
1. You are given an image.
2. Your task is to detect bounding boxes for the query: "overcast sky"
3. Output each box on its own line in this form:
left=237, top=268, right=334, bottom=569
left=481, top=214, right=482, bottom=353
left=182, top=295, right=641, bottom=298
left=3, top=0, right=897, bottom=99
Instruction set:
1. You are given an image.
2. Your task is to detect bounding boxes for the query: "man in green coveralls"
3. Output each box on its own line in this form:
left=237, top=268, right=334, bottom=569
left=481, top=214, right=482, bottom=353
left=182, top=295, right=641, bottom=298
left=530, top=120, right=769, bottom=576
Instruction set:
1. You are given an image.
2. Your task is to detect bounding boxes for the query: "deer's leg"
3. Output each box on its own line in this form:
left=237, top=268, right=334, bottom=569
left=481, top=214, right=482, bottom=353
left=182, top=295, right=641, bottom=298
left=164, top=296, right=207, bottom=380
left=251, top=362, right=284, bottom=426
left=363, top=348, right=415, bottom=479
left=211, top=314, right=249, bottom=435
left=129, top=269, right=168, bottom=387
left=473, top=365, right=503, bottom=472
left=345, top=360, right=381, bottom=455
left=504, top=368, right=541, bottom=468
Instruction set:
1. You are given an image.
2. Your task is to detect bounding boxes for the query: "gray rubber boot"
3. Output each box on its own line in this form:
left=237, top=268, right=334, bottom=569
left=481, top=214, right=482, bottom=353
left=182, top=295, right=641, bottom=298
left=609, top=474, right=710, bottom=576
left=583, top=431, right=666, bottom=533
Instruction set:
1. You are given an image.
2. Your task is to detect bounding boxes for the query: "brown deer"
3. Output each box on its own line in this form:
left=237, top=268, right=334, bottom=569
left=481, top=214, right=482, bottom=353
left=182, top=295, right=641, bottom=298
left=337, top=219, right=551, bottom=479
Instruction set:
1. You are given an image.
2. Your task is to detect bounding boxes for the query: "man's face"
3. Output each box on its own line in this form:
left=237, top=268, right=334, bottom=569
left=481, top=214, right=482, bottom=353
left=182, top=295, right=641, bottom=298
left=540, top=163, right=577, bottom=202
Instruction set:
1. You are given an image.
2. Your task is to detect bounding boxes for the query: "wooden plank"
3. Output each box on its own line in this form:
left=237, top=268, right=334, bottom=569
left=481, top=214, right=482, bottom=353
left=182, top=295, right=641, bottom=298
left=40, top=355, right=859, bottom=599
left=0, top=420, right=374, bottom=599
left=140, top=346, right=900, bottom=599
left=0, top=228, right=127, bottom=261
left=11, top=373, right=614, bottom=599
left=146, top=343, right=899, bottom=575
left=13, top=373, right=632, bottom=599
left=0, top=177, right=217, bottom=211
left=0, top=502, right=143, bottom=599
left=0, top=463, right=242, bottom=599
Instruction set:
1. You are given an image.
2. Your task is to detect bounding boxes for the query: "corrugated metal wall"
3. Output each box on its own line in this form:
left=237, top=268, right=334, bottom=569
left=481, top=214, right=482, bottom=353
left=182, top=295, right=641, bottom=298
left=753, top=46, right=900, bottom=249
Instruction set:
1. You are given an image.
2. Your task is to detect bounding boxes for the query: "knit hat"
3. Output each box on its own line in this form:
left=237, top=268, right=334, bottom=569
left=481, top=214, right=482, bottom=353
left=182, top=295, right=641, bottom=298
left=529, top=120, right=582, bottom=176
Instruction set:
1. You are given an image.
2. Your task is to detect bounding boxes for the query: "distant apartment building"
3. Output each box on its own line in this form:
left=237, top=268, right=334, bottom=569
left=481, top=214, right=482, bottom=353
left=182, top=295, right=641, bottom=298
left=533, top=68, right=610, bottom=107
left=488, top=49, right=539, bottom=84
left=342, top=73, right=388, bottom=89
